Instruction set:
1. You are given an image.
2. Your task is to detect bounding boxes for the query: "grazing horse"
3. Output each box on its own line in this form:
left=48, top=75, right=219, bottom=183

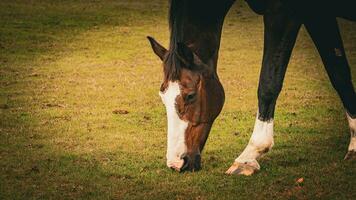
left=147, top=0, right=356, bottom=174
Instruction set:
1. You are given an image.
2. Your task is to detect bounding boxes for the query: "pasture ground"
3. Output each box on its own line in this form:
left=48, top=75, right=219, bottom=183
left=0, top=0, right=355, bottom=199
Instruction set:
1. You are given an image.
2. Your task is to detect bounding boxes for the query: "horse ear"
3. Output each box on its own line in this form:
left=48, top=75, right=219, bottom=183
left=176, top=42, right=194, bottom=67
left=147, top=36, right=167, bottom=61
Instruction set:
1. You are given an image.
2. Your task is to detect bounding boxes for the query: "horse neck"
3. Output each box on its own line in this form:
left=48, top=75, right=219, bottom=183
left=182, top=22, right=224, bottom=70
left=169, top=0, right=234, bottom=71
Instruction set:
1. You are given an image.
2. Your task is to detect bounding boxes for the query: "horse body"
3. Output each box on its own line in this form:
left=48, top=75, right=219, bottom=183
left=247, top=0, right=356, bottom=19
left=148, top=0, right=356, bottom=173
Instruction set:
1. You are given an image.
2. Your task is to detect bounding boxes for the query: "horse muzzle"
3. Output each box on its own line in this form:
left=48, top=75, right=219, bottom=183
left=179, top=154, right=202, bottom=172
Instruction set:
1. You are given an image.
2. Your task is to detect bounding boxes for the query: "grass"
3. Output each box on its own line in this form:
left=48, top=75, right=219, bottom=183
left=0, top=0, right=355, bottom=199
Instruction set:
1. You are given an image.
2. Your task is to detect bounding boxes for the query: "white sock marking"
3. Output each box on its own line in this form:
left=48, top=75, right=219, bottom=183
left=346, top=113, right=356, bottom=152
left=235, top=114, right=274, bottom=169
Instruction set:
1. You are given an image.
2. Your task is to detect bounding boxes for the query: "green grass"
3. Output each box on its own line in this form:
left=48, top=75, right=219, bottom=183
left=0, top=0, right=355, bottom=199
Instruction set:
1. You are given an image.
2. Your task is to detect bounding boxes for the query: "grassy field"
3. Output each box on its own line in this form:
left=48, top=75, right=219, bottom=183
left=0, top=0, right=355, bottom=199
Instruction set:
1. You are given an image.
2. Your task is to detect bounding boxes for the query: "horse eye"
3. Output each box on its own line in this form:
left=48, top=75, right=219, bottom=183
left=185, top=92, right=196, bottom=102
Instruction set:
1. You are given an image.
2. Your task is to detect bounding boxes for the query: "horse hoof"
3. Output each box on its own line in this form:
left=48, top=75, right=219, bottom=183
left=225, top=161, right=259, bottom=176
left=344, top=150, right=356, bottom=160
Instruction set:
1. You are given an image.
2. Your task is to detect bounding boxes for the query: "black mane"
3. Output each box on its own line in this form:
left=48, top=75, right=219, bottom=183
left=163, top=0, right=187, bottom=82
left=163, top=0, right=233, bottom=82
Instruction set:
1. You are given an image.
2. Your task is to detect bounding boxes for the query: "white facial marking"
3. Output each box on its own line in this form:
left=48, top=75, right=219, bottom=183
left=159, top=81, right=188, bottom=168
left=235, top=113, right=274, bottom=169
left=346, top=113, right=356, bottom=152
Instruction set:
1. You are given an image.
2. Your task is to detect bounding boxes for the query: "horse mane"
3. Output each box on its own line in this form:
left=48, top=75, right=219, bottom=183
left=164, top=0, right=231, bottom=82
left=163, top=0, right=188, bottom=82
left=169, top=0, right=187, bottom=50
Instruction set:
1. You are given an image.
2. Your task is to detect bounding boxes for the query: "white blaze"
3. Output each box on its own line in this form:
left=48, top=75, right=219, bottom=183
left=346, top=113, right=356, bottom=152
left=235, top=114, right=274, bottom=169
left=159, top=81, right=188, bottom=168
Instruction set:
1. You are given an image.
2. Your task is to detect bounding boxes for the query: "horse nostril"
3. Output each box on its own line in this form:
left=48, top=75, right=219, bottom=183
left=179, top=154, right=201, bottom=173
left=180, top=156, right=189, bottom=172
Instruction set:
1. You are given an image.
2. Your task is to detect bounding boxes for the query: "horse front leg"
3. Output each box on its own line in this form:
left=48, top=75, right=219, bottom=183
left=226, top=9, right=301, bottom=175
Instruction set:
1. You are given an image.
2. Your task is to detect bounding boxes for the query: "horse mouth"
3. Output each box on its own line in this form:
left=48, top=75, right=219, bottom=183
left=167, top=159, right=185, bottom=171
left=168, top=154, right=202, bottom=172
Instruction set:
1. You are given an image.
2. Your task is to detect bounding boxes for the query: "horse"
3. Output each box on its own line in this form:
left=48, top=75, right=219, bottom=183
left=147, top=0, right=356, bottom=175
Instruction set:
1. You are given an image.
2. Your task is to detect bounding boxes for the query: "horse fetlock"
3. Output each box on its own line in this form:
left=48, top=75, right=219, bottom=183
left=348, top=136, right=356, bottom=150
left=346, top=113, right=356, bottom=131
left=345, top=113, right=356, bottom=160
left=236, top=141, right=272, bottom=164
left=250, top=137, right=274, bottom=152
left=345, top=136, right=356, bottom=160
left=258, top=145, right=273, bottom=154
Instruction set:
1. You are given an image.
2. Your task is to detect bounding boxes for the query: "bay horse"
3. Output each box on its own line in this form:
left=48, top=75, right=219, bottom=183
left=147, top=0, right=356, bottom=175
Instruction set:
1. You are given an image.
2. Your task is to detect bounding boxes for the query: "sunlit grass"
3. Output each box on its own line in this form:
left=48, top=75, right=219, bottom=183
left=0, top=0, right=355, bottom=199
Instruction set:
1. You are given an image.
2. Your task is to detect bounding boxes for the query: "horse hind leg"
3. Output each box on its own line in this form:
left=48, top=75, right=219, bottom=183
left=305, top=16, right=356, bottom=160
